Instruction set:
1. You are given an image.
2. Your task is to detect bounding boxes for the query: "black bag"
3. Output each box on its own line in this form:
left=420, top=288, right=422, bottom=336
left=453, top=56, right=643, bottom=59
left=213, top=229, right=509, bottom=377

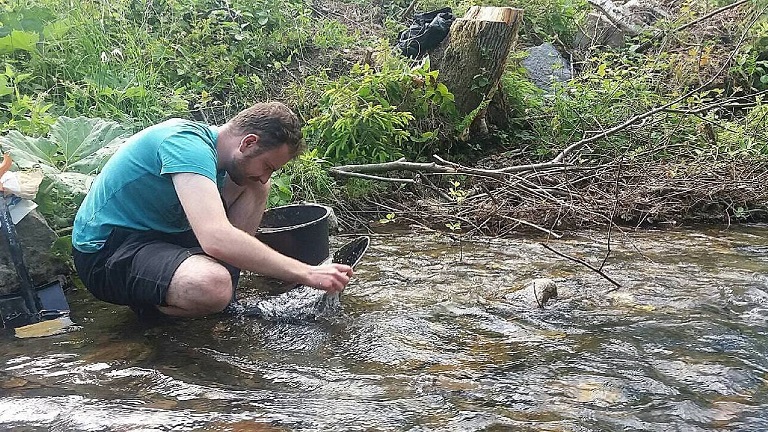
left=396, top=7, right=455, bottom=59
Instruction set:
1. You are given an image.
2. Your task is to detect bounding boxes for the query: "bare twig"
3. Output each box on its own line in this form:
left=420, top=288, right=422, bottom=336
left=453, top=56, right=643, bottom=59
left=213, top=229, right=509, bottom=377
left=552, top=8, right=761, bottom=163
left=329, top=170, right=416, bottom=183
left=600, top=160, right=621, bottom=271
left=540, top=243, right=622, bottom=288
left=673, top=0, right=751, bottom=34
left=663, top=89, right=768, bottom=115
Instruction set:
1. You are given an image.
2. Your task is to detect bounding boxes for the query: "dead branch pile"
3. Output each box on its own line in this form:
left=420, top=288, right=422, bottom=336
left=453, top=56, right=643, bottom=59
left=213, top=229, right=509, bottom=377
left=330, top=154, right=768, bottom=237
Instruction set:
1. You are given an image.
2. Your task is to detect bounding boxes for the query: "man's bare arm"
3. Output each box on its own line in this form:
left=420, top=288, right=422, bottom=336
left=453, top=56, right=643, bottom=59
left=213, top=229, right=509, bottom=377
left=172, top=173, right=351, bottom=291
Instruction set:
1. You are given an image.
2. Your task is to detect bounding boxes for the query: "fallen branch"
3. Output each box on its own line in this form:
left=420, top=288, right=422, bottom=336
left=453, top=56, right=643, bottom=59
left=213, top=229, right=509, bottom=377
left=329, top=170, right=416, bottom=183
left=674, top=0, right=751, bottom=33
left=540, top=243, right=622, bottom=289
left=587, top=0, right=643, bottom=35
left=636, top=0, right=752, bottom=52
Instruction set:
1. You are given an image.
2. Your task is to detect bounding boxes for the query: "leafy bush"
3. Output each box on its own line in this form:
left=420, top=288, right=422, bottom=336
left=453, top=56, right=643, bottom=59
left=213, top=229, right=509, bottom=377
left=715, top=98, right=768, bottom=156
left=501, top=50, right=672, bottom=156
left=1, top=0, right=322, bottom=127
left=0, top=65, right=56, bottom=135
left=731, top=18, right=768, bottom=92
left=302, top=53, right=457, bottom=164
left=267, top=148, right=339, bottom=209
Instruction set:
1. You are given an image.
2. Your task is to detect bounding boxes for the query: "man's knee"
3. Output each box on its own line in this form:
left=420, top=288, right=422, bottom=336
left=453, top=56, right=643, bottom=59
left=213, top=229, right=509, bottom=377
left=200, top=266, right=234, bottom=312
left=166, top=256, right=234, bottom=315
left=226, top=180, right=270, bottom=235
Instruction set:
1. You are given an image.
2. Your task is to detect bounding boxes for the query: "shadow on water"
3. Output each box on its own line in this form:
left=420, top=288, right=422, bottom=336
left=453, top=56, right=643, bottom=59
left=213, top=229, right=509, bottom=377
left=3, top=226, right=768, bottom=431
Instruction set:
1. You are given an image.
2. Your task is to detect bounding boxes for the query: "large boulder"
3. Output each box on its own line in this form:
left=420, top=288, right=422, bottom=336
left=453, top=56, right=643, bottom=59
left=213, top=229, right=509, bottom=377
left=522, top=43, right=573, bottom=92
left=0, top=209, right=70, bottom=296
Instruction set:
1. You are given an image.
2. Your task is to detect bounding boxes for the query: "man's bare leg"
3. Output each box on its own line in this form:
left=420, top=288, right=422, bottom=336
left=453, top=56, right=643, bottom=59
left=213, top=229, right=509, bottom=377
left=159, top=255, right=235, bottom=317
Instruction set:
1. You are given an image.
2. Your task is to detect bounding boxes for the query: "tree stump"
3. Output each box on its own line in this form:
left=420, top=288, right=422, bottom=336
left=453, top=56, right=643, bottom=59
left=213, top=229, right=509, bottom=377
left=430, top=6, right=523, bottom=137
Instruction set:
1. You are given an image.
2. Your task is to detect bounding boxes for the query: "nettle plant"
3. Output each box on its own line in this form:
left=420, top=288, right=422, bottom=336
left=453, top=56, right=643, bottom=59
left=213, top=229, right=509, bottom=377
left=0, top=116, right=127, bottom=229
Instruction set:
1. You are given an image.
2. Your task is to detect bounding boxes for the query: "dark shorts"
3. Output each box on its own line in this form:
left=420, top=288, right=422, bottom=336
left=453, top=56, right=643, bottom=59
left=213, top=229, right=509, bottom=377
left=73, top=228, right=240, bottom=309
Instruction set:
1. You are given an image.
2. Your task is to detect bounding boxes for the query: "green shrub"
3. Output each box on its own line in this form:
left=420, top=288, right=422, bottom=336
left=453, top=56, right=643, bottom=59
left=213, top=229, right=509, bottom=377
left=268, top=148, right=338, bottom=207
left=302, top=51, right=457, bottom=164
left=731, top=17, right=768, bottom=92
left=1, top=0, right=320, bottom=127
left=715, top=98, right=768, bottom=156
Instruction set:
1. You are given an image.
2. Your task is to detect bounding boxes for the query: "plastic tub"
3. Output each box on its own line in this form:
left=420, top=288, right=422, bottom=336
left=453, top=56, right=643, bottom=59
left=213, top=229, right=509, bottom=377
left=256, top=203, right=331, bottom=265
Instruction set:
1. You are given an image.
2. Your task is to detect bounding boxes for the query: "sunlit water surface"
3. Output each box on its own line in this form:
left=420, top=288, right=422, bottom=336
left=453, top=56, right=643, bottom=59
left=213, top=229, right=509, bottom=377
left=3, top=225, right=768, bottom=431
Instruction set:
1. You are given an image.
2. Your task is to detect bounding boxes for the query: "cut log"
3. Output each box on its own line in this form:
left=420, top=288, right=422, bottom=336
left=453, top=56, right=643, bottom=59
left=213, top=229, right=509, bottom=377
left=430, top=6, right=522, bottom=137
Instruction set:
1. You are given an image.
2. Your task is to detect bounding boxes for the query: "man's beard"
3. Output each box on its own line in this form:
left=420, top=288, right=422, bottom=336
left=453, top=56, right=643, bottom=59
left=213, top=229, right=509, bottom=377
left=225, top=158, right=248, bottom=186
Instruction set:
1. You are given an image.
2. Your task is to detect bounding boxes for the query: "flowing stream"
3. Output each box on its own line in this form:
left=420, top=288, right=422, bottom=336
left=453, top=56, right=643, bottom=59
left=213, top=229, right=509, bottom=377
left=2, top=225, right=768, bottom=431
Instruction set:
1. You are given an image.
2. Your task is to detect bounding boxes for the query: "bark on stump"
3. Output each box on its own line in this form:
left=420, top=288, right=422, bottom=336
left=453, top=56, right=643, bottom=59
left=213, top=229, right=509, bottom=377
left=430, top=6, right=523, bottom=137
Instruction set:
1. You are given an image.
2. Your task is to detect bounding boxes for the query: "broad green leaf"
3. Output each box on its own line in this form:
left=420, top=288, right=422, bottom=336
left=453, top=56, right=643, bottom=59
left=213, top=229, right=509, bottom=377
left=68, top=136, right=126, bottom=174
left=0, top=30, right=39, bottom=54
left=0, top=116, right=127, bottom=174
left=0, top=7, right=55, bottom=34
left=42, top=19, right=72, bottom=40
left=0, top=116, right=127, bottom=178
left=48, top=172, right=94, bottom=196
left=0, top=130, right=59, bottom=174
left=47, top=116, right=127, bottom=172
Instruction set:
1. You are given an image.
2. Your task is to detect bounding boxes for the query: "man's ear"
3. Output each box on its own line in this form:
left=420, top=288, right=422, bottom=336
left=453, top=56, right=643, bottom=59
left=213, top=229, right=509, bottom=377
left=239, top=133, right=260, bottom=152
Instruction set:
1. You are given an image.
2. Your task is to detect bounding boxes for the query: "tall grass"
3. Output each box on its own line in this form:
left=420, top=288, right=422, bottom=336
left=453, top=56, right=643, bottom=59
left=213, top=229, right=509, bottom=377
left=1, top=0, right=323, bottom=131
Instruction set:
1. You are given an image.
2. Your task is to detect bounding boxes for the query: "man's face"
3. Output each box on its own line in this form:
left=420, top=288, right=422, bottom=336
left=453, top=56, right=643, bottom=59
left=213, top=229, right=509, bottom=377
left=227, top=135, right=293, bottom=186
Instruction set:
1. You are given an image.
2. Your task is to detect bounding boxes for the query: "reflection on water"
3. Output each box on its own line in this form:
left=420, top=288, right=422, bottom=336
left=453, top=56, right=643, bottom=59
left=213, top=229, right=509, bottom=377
left=4, top=225, right=768, bottom=431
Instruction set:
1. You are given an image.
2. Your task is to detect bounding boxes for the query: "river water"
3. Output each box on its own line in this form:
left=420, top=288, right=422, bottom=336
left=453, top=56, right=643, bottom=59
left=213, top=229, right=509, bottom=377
left=2, top=225, right=768, bottom=431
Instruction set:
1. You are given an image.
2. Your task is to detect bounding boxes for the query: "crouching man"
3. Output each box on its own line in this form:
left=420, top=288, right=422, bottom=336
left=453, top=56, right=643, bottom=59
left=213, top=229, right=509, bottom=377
left=72, top=102, right=352, bottom=318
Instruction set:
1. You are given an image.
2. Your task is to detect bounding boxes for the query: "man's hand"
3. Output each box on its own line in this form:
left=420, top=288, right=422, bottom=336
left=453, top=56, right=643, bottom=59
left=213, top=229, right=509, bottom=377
left=304, top=263, right=354, bottom=293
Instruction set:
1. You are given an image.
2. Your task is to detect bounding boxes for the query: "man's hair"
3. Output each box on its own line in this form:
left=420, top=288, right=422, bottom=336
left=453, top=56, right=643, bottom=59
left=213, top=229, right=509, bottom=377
left=229, top=102, right=305, bottom=156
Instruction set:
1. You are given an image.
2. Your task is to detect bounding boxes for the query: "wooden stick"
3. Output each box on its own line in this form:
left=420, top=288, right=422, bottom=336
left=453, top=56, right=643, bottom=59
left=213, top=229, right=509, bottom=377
left=540, top=243, right=621, bottom=288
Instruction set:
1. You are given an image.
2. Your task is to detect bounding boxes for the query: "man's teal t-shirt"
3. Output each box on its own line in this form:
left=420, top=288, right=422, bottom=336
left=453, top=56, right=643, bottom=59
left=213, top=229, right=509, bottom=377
left=72, top=119, right=225, bottom=253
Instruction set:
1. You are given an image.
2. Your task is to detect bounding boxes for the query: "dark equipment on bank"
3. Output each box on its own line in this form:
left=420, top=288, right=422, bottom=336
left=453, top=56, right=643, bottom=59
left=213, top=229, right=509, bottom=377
left=0, top=153, right=70, bottom=332
left=396, top=7, right=455, bottom=58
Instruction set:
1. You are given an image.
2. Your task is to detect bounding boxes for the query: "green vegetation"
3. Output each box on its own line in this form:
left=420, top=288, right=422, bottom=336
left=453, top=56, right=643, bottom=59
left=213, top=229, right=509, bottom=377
left=1, top=0, right=767, bottom=232
left=0, top=116, right=127, bottom=230
left=301, top=57, right=456, bottom=164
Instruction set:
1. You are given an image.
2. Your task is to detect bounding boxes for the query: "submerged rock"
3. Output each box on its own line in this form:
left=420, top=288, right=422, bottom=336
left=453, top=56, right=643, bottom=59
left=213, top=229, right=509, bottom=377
left=504, top=278, right=559, bottom=308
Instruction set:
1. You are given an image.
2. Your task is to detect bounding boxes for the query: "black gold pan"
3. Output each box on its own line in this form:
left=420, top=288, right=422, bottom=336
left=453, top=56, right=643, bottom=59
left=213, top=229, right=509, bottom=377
left=330, top=236, right=370, bottom=269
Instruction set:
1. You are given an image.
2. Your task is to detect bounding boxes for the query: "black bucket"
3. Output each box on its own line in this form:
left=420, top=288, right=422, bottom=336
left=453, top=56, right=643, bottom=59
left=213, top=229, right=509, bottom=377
left=256, top=204, right=331, bottom=265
